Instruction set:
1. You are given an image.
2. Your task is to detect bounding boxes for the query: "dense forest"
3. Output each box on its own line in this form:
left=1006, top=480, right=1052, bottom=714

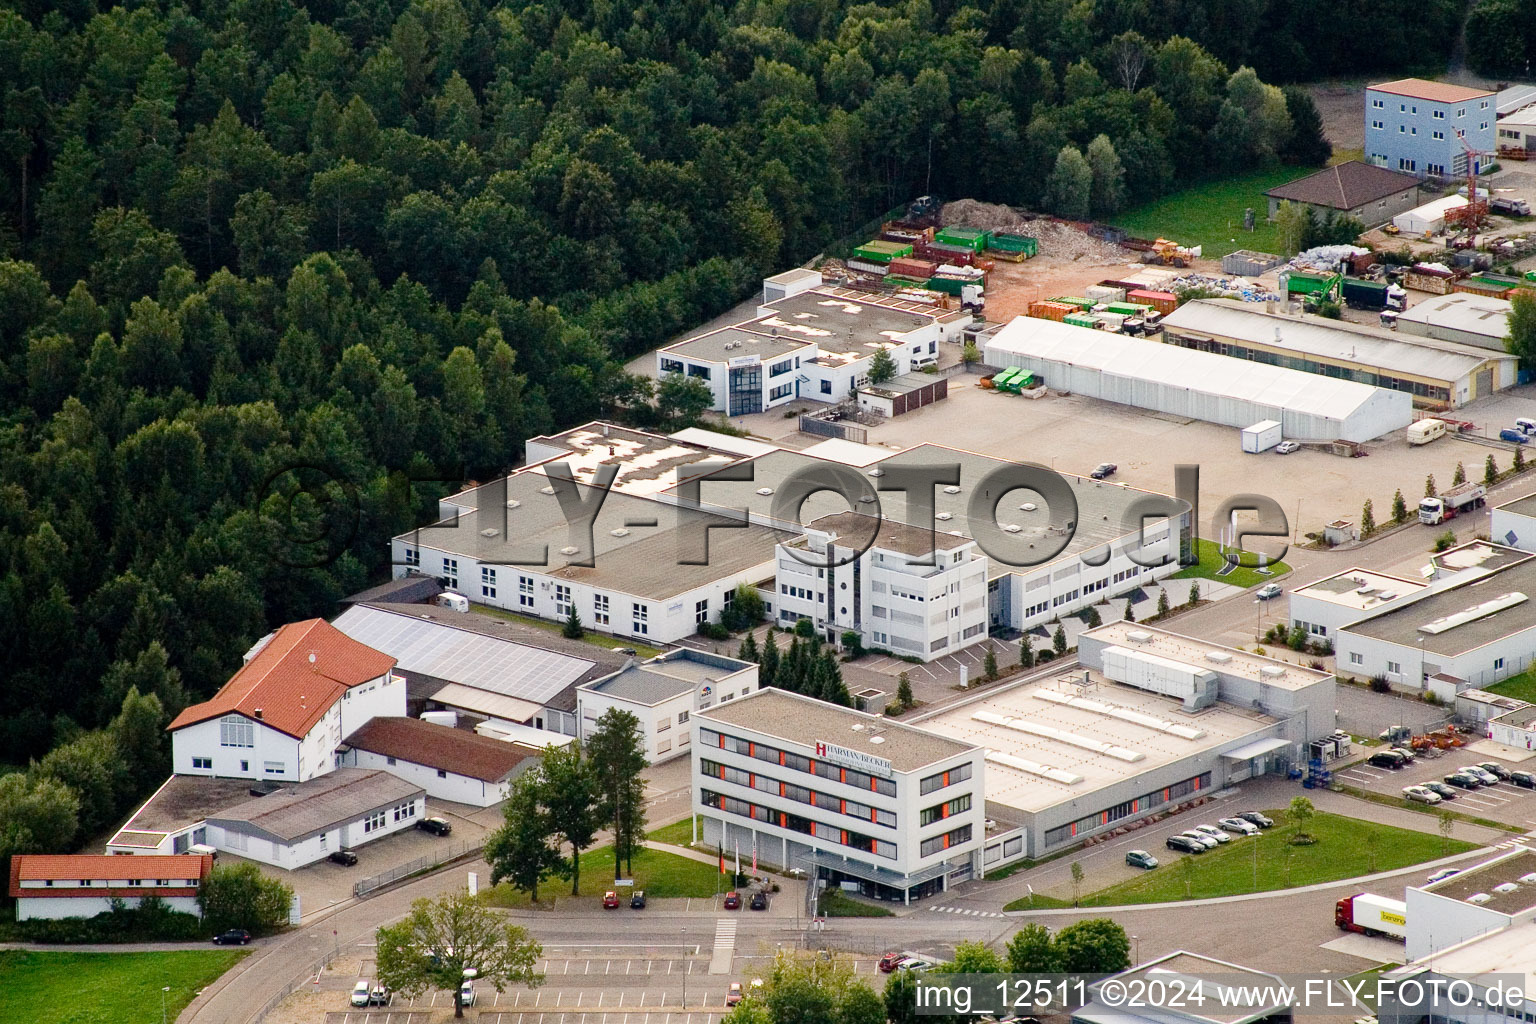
left=0, top=0, right=1449, bottom=784
left=1466, top=0, right=1536, bottom=79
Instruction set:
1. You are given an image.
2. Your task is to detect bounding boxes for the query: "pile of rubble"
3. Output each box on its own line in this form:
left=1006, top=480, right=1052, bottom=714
left=940, top=199, right=1034, bottom=233
left=940, top=199, right=1130, bottom=262
left=1288, top=244, right=1370, bottom=273
left=1166, top=273, right=1281, bottom=302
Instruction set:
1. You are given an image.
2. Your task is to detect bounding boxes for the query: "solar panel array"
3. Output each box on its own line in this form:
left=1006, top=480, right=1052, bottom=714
left=331, top=606, right=594, bottom=703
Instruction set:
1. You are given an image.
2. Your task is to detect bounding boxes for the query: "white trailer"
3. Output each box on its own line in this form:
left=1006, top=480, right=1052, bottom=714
left=1242, top=420, right=1284, bottom=453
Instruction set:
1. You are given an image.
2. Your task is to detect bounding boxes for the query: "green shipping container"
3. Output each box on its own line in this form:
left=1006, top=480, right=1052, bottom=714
left=851, top=240, right=913, bottom=264
left=1049, top=296, right=1094, bottom=310
left=1285, top=272, right=1340, bottom=297
left=1105, top=302, right=1152, bottom=316
left=1063, top=313, right=1098, bottom=328
left=987, top=233, right=1038, bottom=256
left=935, top=227, right=990, bottom=252
left=927, top=276, right=972, bottom=295
left=886, top=275, right=932, bottom=288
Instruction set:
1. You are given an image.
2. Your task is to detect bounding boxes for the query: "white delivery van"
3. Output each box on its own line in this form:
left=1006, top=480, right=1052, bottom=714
left=436, top=592, right=470, bottom=613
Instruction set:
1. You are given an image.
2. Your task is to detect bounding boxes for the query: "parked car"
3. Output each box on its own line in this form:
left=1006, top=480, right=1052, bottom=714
left=602, top=891, right=620, bottom=909
left=1427, top=868, right=1462, bottom=884
left=329, top=849, right=358, bottom=866
left=1444, top=772, right=1481, bottom=789
left=460, top=981, right=475, bottom=1007
left=1256, top=583, right=1282, bottom=600
left=1178, top=830, right=1218, bottom=849
left=1390, top=747, right=1417, bottom=763
left=1424, top=781, right=1458, bottom=800
left=1239, top=811, right=1274, bottom=828
left=1403, top=785, right=1441, bottom=804
left=1462, top=765, right=1500, bottom=785
left=1511, top=771, right=1536, bottom=789
left=370, top=984, right=392, bottom=1006
left=723, top=891, right=741, bottom=910
left=1369, top=751, right=1406, bottom=769
left=897, top=957, right=934, bottom=972
left=879, top=952, right=905, bottom=973
left=1193, top=824, right=1232, bottom=844
left=351, top=982, right=372, bottom=1007
left=1500, top=428, right=1528, bottom=444
left=1275, top=441, right=1300, bottom=454
left=1218, top=817, right=1260, bottom=836
left=726, top=983, right=744, bottom=1007
left=1166, top=835, right=1206, bottom=854
left=630, top=890, right=647, bottom=909
left=1090, top=463, right=1117, bottom=479
left=750, top=891, right=768, bottom=911
left=1125, top=849, right=1159, bottom=870
left=417, top=817, right=453, bottom=836
left=213, top=929, right=252, bottom=946
left=1478, top=762, right=1511, bottom=781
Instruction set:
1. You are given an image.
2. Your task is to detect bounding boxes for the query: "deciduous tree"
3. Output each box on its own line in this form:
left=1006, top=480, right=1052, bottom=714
left=376, top=892, right=543, bottom=1018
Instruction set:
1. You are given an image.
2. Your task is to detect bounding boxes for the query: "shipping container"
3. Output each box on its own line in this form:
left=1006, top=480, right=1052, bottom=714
left=1086, top=284, right=1126, bottom=303
left=1063, top=313, right=1101, bottom=329
left=1454, top=275, right=1521, bottom=299
left=1403, top=267, right=1458, bottom=294
left=917, top=241, right=978, bottom=266
left=852, top=240, right=913, bottom=264
left=1241, top=419, right=1283, bottom=453
left=880, top=222, right=935, bottom=242
left=1221, top=250, right=1283, bottom=277
left=1281, top=272, right=1341, bottom=299
left=935, top=226, right=991, bottom=252
left=985, top=233, right=1038, bottom=261
left=1027, top=300, right=1077, bottom=322
left=926, top=273, right=985, bottom=296
left=1105, top=301, right=1154, bottom=317
left=1049, top=295, right=1095, bottom=311
left=885, top=276, right=931, bottom=289
left=888, top=257, right=939, bottom=279
left=1126, top=289, right=1178, bottom=315
left=845, top=259, right=891, bottom=276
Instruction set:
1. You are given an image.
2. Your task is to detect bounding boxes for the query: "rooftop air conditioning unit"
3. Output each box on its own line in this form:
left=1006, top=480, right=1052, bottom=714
left=1126, top=631, right=1154, bottom=644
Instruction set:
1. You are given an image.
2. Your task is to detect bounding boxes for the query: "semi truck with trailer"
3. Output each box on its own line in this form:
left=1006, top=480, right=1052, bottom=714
left=1335, top=893, right=1407, bottom=939
left=1341, top=277, right=1407, bottom=311
left=1419, top=482, right=1487, bottom=525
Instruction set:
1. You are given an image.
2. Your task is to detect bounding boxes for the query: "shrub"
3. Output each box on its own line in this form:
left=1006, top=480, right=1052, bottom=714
left=1433, top=529, right=1457, bottom=553
left=700, top=621, right=730, bottom=640
left=1369, top=675, right=1392, bottom=693
left=17, top=899, right=206, bottom=943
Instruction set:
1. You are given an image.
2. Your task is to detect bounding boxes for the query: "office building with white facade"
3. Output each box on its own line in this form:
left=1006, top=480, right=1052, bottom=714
left=774, top=512, right=988, bottom=662
left=1288, top=568, right=1431, bottom=644
left=339, top=716, right=541, bottom=806
left=692, top=688, right=987, bottom=903
left=1493, top=492, right=1536, bottom=552
left=654, top=273, right=971, bottom=415
left=922, top=622, right=1334, bottom=863
left=1366, top=79, right=1496, bottom=177
left=577, top=649, right=758, bottom=764
left=168, top=619, right=404, bottom=783
left=1396, top=292, right=1513, bottom=352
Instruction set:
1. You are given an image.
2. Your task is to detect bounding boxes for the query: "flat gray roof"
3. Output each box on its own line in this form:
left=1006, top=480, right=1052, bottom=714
left=1432, top=540, right=1534, bottom=576
left=698, top=689, right=978, bottom=774
left=585, top=668, right=696, bottom=704
left=857, top=371, right=944, bottom=398
left=1343, top=559, right=1536, bottom=655
left=1082, top=622, right=1331, bottom=690
left=806, top=510, right=972, bottom=558
left=1397, top=292, right=1512, bottom=337
left=111, top=777, right=263, bottom=844
left=666, top=442, right=1180, bottom=582
left=1423, top=849, right=1536, bottom=914
left=332, top=605, right=597, bottom=705
left=402, top=473, right=790, bottom=600
left=1497, top=491, right=1536, bottom=520
left=1293, top=568, right=1427, bottom=608
left=662, top=326, right=811, bottom=364
left=522, top=423, right=748, bottom=500
left=1495, top=705, right=1536, bottom=729
left=207, top=769, right=424, bottom=843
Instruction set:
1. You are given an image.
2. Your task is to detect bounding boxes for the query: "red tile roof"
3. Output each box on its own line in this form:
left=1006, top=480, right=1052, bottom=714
left=1369, top=79, right=1494, bottom=104
left=342, top=717, right=541, bottom=782
left=168, top=619, right=397, bottom=739
left=9, top=854, right=212, bottom=898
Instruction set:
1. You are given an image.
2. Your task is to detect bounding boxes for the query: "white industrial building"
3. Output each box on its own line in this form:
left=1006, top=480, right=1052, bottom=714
left=339, top=716, right=541, bottom=806
left=1288, top=568, right=1431, bottom=643
left=1075, top=953, right=1289, bottom=1024
left=577, top=649, right=758, bottom=763
left=693, top=688, right=987, bottom=903
left=1496, top=104, right=1536, bottom=150
left=1488, top=704, right=1536, bottom=752
left=1392, top=194, right=1471, bottom=235
left=918, top=622, right=1336, bottom=862
left=1335, top=557, right=1536, bottom=693
left=8, top=854, right=213, bottom=921
left=1395, top=291, right=1513, bottom=351
left=203, top=768, right=425, bottom=870
left=1492, top=492, right=1536, bottom=551
left=983, top=317, right=1414, bottom=442
left=775, top=512, right=989, bottom=661
left=1162, top=298, right=1516, bottom=408
left=1403, top=848, right=1536, bottom=962
left=169, top=619, right=405, bottom=783
left=655, top=273, right=970, bottom=415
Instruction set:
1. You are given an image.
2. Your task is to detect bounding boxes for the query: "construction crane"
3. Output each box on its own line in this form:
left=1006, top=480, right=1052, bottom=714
left=1449, top=130, right=1489, bottom=247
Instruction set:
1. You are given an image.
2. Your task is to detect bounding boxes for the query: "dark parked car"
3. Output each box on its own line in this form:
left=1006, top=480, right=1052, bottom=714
left=630, top=890, right=646, bottom=909
left=1424, top=781, right=1458, bottom=800
left=1478, top=762, right=1512, bottom=781
left=879, top=953, right=905, bottom=973
left=1125, top=850, right=1159, bottom=870
left=1511, top=771, right=1536, bottom=789
left=1368, top=752, right=1406, bottom=769
left=1239, top=811, right=1274, bottom=828
left=1165, top=835, right=1205, bottom=854
left=213, top=929, right=252, bottom=945
left=723, top=891, right=741, bottom=910
left=750, top=891, right=768, bottom=911
left=1444, top=773, right=1481, bottom=790
left=417, top=817, right=453, bottom=836
left=1090, top=463, right=1117, bottom=480
left=329, top=849, right=358, bottom=866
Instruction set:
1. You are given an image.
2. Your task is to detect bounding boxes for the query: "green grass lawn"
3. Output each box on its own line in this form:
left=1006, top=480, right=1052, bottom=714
left=817, top=889, right=894, bottom=917
left=1002, top=891, right=1072, bottom=911
left=1110, top=166, right=1301, bottom=258
left=647, top=817, right=700, bottom=846
left=481, top=844, right=726, bottom=908
left=1169, top=537, right=1290, bottom=589
left=0, top=949, right=246, bottom=1024
left=470, top=605, right=663, bottom=658
left=1486, top=669, right=1536, bottom=703
left=1063, top=808, right=1474, bottom=907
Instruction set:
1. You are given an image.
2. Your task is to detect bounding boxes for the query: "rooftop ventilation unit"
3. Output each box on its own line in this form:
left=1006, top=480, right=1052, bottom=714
left=1494, top=882, right=1520, bottom=894
left=944, top=485, right=962, bottom=494
left=1261, top=666, right=1287, bottom=678
left=559, top=546, right=580, bottom=556
left=936, top=512, right=953, bottom=521
left=1004, top=524, right=1022, bottom=533
left=1357, top=586, right=1376, bottom=596
left=540, top=485, right=556, bottom=495
left=480, top=528, right=499, bottom=537
left=985, top=750, right=1082, bottom=785
left=870, top=735, right=885, bottom=744
left=1126, top=631, right=1154, bottom=643
left=1020, top=502, right=1037, bottom=511
left=1419, top=592, right=1528, bottom=635
left=1378, top=592, right=1397, bottom=600
left=1204, top=652, right=1234, bottom=664
left=610, top=528, right=630, bottom=537
left=1467, top=892, right=1493, bottom=904
left=757, top=487, right=774, bottom=495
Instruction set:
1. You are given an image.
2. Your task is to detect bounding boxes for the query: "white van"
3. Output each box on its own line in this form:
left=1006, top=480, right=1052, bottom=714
left=188, top=843, right=218, bottom=859
left=436, top=592, right=470, bottom=613
left=1516, top=418, right=1536, bottom=436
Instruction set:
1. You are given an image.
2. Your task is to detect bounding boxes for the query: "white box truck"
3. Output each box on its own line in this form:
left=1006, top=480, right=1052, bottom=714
left=1335, top=893, right=1407, bottom=939
left=1242, top=420, right=1283, bottom=453
left=1407, top=419, right=1446, bottom=445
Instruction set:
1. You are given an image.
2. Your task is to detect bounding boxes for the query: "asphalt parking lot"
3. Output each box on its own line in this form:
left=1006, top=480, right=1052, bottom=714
left=1334, top=750, right=1536, bottom=826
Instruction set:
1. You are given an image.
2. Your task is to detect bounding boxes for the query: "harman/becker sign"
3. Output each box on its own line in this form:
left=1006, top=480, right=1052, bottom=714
left=815, top=740, right=893, bottom=778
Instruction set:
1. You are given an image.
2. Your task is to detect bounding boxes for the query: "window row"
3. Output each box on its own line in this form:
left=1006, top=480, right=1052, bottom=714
left=1041, top=772, right=1212, bottom=847
left=701, top=760, right=896, bottom=827
left=919, top=793, right=972, bottom=827
left=701, top=790, right=896, bottom=860
left=919, top=762, right=973, bottom=795
left=919, top=824, right=973, bottom=858
left=698, top=729, right=898, bottom=796
left=392, top=800, right=417, bottom=822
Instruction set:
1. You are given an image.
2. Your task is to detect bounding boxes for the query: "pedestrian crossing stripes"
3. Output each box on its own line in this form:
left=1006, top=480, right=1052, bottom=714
left=1495, top=839, right=1531, bottom=849
left=926, top=905, right=1005, bottom=918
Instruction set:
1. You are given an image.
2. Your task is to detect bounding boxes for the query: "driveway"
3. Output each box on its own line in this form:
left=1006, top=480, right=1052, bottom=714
left=1331, top=685, right=1451, bottom=741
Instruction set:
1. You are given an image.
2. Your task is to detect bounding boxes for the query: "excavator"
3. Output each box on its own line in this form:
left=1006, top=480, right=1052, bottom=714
left=1140, top=237, right=1200, bottom=267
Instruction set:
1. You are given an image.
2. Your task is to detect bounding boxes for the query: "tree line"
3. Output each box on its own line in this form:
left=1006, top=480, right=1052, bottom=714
left=736, top=620, right=853, bottom=708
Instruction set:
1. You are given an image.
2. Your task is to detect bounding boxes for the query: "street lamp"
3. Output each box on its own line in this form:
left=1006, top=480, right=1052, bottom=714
left=789, top=867, right=804, bottom=938
left=161, top=986, right=170, bottom=1024
left=681, top=925, right=687, bottom=1010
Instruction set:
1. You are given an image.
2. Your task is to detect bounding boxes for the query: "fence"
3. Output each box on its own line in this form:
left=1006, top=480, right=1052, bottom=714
left=254, top=950, right=335, bottom=1023
left=353, top=838, right=483, bottom=898
left=798, top=415, right=867, bottom=443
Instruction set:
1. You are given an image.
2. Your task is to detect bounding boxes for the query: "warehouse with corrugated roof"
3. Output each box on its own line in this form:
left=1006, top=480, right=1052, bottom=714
left=982, top=316, right=1414, bottom=442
